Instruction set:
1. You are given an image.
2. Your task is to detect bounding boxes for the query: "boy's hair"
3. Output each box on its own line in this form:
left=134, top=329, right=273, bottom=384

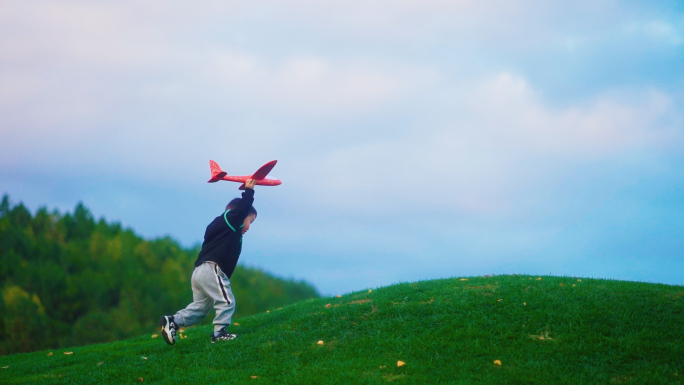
left=226, top=198, right=257, bottom=218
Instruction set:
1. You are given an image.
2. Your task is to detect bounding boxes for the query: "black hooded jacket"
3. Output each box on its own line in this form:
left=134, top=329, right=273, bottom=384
left=194, top=188, right=254, bottom=278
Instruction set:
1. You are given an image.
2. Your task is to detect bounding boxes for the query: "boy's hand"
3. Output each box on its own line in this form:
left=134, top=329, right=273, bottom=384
left=245, top=179, right=256, bottom=189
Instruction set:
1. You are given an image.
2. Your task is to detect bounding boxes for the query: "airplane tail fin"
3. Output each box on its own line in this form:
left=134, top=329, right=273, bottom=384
left=208, top=160, right=228, bottom=183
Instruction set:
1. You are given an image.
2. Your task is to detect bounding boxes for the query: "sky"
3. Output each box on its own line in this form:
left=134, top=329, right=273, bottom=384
left=1, top=1, right=683, bottom=295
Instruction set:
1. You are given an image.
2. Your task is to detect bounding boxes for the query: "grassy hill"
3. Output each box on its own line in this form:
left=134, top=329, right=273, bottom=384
left=1, top=275, right=682, bottom=384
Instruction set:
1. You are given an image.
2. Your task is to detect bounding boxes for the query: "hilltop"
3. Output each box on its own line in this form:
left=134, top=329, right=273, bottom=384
left=1, top=275, right=682, bottom=384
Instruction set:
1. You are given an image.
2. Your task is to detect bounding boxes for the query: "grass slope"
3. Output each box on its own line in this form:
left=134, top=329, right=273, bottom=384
left=1, top=275, right=682, bottom=384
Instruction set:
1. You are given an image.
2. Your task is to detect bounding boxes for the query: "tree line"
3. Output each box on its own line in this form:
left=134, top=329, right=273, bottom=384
left=0, top=194, right=318, bottom=355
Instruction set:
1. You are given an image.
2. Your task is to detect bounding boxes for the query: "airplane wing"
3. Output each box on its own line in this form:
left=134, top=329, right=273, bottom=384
left=251, top=160, right=278, bottom=180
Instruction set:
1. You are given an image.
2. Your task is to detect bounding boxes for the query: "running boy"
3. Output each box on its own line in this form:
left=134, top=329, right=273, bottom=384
left=160, top=178, right=257, bottom=344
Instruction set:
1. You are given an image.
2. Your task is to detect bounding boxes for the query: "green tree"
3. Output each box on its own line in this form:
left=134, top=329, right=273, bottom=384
left=2, top=285, right=48, bottom=353
left=0, top=194, right=9, bottom=217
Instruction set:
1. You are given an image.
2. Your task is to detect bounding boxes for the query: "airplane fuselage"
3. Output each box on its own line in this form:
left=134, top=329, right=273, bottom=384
left=216, top=175, right=282, bottom=186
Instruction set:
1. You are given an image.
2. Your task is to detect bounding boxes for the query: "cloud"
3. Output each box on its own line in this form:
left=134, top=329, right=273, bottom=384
left=251, top=0, right=619, bottom=44
left=625, top=19, right=684, bottom=46
left=1, top=1, right=682, bottom=218
left=465, top=73, right=676, bottom=155
left=0, top=2, right=173, bottom=67
left=196, top=52, right=423, bottom=117
left=295, top=73, right=680, bottom=216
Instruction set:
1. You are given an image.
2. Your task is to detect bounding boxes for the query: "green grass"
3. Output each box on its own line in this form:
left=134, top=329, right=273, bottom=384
left=1, top=275, right=682, bottom=384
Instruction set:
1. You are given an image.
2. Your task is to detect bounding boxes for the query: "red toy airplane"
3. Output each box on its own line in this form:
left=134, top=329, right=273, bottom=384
left=208, top=160, right=282, bottom=189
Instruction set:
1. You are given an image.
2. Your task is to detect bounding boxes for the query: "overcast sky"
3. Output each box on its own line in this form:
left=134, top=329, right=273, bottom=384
left=1, top=1, right=683, bottom=295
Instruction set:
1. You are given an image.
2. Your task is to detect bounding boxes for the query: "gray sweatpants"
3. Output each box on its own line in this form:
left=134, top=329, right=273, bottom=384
left=173, top=262, right=236, bottom=334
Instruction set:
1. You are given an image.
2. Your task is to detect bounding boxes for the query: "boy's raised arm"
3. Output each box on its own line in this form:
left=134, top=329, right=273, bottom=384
left=228, top=179, right=255, bottom=219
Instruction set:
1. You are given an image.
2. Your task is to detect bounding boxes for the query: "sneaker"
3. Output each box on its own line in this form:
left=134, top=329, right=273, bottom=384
left=160, top=315, right=179, bottom=345
left=211, top=328, right=237, bottom=343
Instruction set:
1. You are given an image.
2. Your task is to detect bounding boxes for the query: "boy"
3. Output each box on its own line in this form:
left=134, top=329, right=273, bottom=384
left=160, top=178, right=257, bottom=344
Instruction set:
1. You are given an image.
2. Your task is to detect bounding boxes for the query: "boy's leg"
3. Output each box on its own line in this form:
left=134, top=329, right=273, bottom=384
left=172, top=267, right=213, bottom=327
left=195, top=262, right=236, bottom=334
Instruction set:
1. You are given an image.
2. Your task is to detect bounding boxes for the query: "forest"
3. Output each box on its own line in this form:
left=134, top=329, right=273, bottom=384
left=0, top=194, right=318, bottom=355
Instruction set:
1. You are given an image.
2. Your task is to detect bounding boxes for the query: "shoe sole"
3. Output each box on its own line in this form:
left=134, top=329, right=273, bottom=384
left=211, top=334, right=237, bottom=343
left=160, top=316, right=175, bottom=345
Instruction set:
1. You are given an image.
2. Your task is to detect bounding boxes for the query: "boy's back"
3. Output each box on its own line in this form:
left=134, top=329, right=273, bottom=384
left=194, top=187, right=254, bottom=279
